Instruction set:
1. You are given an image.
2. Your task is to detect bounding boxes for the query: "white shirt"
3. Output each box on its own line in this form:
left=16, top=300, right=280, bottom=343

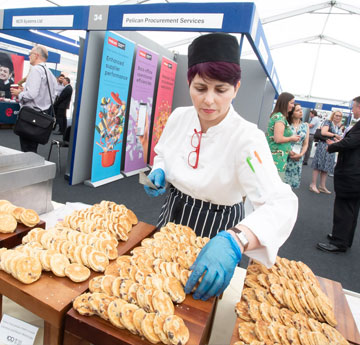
left=309, top=116, right=321, bottom=134
left=55, top=82, right=65, bottom=97
left=153, top=105, right=298, bottom=267
left=18, top=63, right=57, bottom=111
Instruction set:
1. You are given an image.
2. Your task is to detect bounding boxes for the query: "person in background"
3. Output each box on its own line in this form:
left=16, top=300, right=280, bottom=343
left=53, top=73, right=65, bottom=132
left=143, top=33, right=298, bottom=301
left=10, top=45, right=57, bottom=153
left=303, top=109, right=320, bottom=165
left=284, top=103, right=309, bottom=188
left=309, top=111, right=343, bottom=194
left=317, top=97, right=360, bottom=253
left=53, top=77, right=73, bottom=135
left=0, top=53, right=15, bottom=99
left=55, top=74, right=65, bottom=99
left=266, top=92, right=300, bottom=180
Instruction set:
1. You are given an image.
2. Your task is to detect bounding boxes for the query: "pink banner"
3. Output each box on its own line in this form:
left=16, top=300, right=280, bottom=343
left=11, top=54, right=24, bottom=84
left=122, top=46, right=159, bottom=174
left=149, top=57, right=177, bottom=166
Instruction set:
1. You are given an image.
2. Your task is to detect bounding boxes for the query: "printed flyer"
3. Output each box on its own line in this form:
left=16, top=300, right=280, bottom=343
left=90, top=32, right=135, bottom=183
left=149, top=57, right=177, bottom=166
left=122, top=45, right=159, bottom=174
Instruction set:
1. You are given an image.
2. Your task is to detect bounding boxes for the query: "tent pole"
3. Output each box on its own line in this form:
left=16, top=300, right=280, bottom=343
left=309, top=5, right=333, bottom=97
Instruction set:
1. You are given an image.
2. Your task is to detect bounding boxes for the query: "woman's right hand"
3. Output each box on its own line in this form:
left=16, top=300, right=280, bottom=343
left=144, top=168, right=167, bottom=197
left=290, top=135, right=301, bottom=142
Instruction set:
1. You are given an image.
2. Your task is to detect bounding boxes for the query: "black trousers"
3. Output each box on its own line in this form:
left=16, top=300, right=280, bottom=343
left=303, top=133, right=315, bottom=164
left=330, top=195, right=360, bottom=249
left=20, top=136, right=38, bottom=153
left=55, top=108, right=67, bottom=134
left=157, top=186, right=244, bottom=238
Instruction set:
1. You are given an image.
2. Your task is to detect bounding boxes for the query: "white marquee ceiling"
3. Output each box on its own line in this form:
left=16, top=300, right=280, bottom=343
left=1, top=0, right=360, bottom=106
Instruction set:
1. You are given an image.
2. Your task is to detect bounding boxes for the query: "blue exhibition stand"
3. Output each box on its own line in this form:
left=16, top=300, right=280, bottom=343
left=0, top=3, right=279, bottom=185
left=0, top=101, right=20, bottom=125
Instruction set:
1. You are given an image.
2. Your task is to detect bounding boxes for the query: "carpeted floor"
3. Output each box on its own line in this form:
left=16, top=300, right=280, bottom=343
left=1, top=127, right=359, bottom=293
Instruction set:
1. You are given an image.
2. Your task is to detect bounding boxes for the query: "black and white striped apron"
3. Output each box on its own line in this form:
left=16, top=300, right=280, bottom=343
left=157, top=186, right=244, bottom=238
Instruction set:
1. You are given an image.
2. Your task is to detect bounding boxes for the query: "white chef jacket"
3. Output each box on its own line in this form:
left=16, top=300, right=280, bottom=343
left=153, top=105, right=298, bottom=267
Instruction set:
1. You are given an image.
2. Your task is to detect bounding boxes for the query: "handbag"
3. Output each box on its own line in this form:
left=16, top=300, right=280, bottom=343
left=14, top=65, right=55, bottom=145
left=314, top=128, right=328, bottom=142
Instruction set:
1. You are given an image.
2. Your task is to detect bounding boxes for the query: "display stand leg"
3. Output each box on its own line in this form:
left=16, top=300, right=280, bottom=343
left=63, top=331, right=91, bottom=345
left=43, top=322, right=62, bottom=345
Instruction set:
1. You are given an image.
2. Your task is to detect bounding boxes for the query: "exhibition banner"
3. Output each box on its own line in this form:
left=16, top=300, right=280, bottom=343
left=123, top=45, right=159, bottom=174
left=90, top=32, right=135, bottom=183
left=10, top=54, right=24, bottom=84
left=149, top=57, right=177, bottom=166
left=0, top=52, right=24, bottom=99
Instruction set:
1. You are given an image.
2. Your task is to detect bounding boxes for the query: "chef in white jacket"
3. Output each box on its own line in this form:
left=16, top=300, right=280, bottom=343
left=144, top=33, right=298, bottom=301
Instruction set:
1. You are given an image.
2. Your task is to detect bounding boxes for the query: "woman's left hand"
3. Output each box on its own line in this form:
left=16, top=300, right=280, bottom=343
left=289, top=151, right=301, bottom=161
left=184, top=231, right=242, bottom=301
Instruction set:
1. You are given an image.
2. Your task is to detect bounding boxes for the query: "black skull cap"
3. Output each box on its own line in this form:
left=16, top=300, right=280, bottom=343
left=188, top=33, right=240, bottom=68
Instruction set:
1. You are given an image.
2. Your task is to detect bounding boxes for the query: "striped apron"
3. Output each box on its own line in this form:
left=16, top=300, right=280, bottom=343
left=157, top=186, right=244, bottom=238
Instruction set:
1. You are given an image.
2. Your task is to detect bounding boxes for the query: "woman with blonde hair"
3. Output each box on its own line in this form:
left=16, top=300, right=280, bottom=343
left=309, top=111, right=343, bottom=193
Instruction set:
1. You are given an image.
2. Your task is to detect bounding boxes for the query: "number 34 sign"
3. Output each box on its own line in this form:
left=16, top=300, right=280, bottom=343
left=0, top=314, right=38, bottom=345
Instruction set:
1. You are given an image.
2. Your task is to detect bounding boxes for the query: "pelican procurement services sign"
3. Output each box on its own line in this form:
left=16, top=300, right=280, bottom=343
left=122, top=13, right=223, bottom=29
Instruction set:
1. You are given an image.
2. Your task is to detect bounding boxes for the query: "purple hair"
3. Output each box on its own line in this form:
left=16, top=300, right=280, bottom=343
left=187, top=61, right=241, bottom=87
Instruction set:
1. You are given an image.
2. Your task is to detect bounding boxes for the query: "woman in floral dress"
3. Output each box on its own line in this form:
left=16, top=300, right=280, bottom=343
left=266, top=92, right=301, bottom=180
left=309, top=111, right=343, bottom=194
left=284, top=104, right=309, bottom=188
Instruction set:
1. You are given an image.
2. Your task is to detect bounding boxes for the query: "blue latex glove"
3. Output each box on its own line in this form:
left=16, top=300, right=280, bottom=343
left=144, top=168, right=166, bottom=197
left=184, top=231, right=242, bottom=301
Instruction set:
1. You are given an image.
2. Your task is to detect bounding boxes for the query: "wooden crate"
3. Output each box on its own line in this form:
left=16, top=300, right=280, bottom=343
left=0, top=222, right=156, bottom=345
left=63, top=228, right=219, bottom=345
left=64, top=293, right=217, bottom=345
left=0, top=220, right=45, bottom=249
left=230, top=276, right=360, bottom=345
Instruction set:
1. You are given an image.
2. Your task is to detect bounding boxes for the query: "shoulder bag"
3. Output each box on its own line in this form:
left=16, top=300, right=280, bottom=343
left=314, top=128, right=329, bottom=142
left=14, top=65, right=55, bottom=145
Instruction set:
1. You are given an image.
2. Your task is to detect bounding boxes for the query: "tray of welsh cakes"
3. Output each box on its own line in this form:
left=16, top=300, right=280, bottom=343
left=0, top=200, right=138, bottom=284
left=231, top=257, right=352, bottom=345
left=72, top=222, right=212, bottom=345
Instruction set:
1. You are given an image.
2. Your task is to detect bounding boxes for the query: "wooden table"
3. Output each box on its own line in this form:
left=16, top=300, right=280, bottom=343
left=318, top=276, right=360, bottom=345
left=64, top=292, right=217, bottom=345
left=230, top=276, right=360, bottom=345
left=0, top=222, right=156, bottom=345
left=0, top=220, right=46, bottom=327
left=0, top=220, right=46, bottom=249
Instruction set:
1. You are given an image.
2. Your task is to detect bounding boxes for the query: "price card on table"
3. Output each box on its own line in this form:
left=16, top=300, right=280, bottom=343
left=0, top=314, right=38, bottom=345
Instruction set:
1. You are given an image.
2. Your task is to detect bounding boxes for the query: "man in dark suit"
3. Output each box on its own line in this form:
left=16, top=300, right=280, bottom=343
left=54, top=77, right=72, bottom=135
left=317, top=96, right=360, bottom=253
